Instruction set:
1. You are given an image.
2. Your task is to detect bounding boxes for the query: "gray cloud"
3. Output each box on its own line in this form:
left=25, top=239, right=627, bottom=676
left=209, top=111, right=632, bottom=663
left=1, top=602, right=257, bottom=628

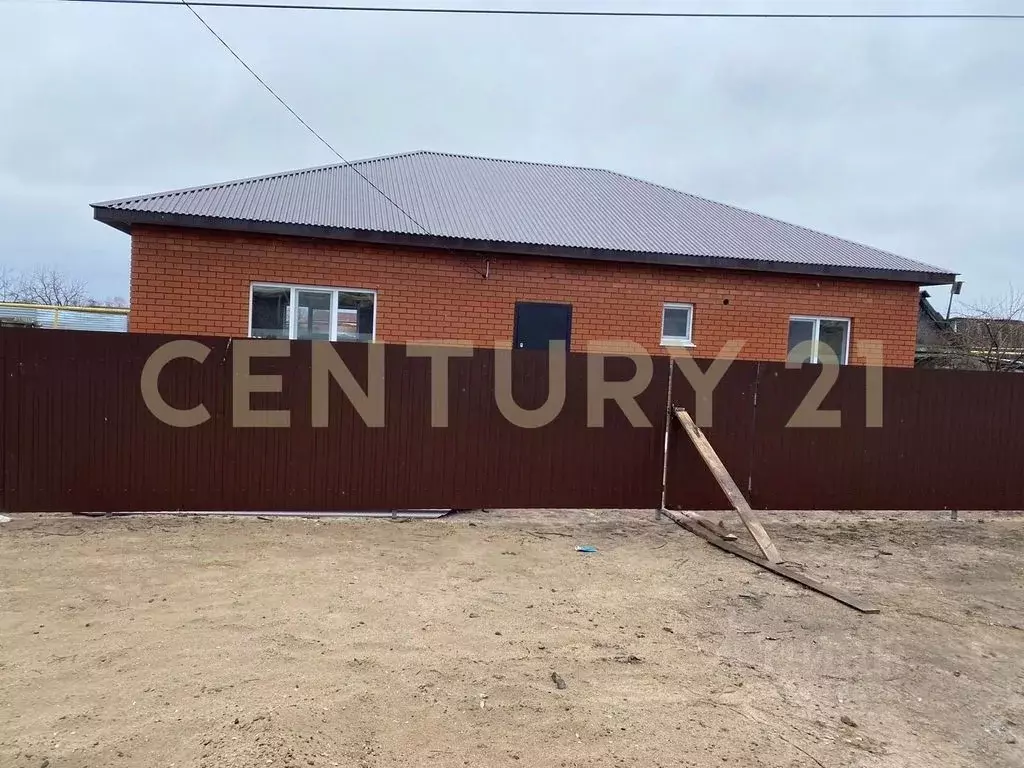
left=0, top=0, right=1020, bottom=308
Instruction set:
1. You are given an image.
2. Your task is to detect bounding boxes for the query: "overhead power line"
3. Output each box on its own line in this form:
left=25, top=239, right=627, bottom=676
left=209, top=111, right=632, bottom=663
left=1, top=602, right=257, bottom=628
left=178, top=0, right=432, bottom=234
left=53, top=0, right=1024, bottom=20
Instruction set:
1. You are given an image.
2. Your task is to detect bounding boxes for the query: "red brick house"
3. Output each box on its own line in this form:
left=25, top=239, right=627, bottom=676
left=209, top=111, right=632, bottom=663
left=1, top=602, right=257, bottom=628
left=93, top=151, right=955, bottom=366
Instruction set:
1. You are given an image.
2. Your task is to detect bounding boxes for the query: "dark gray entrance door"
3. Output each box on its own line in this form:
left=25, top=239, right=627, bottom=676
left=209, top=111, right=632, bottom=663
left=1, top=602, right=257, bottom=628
left=513, top=302, right=572, bottom=351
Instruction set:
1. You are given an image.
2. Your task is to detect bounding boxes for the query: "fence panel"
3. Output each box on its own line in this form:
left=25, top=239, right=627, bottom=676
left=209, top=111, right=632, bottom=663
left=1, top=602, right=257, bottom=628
left=748, top=363, right=1024, bottom=510
left=664, top=359, right=759, bottom=510
left=0, top=329, right=669, bottom=512
left=0, top=330, right=6, bottom=512
left=5, top=328, right=1024, bottom=513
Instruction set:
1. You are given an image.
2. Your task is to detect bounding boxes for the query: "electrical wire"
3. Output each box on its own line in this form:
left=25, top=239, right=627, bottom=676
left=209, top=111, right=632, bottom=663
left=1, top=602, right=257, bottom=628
left=58, top=0, right=1024, bottom=241
left=179, top=0, right=432, bottom=233
left=52, top=0, right=1024, bottom=20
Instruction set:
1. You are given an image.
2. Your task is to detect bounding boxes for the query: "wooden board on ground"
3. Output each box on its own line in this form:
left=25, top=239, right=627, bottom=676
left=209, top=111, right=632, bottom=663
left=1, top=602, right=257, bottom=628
left=679, top=510, right=738, bottom=541
left=672, top=408, right=781, bottom=563
left=660, top=507, right=879, bottom=614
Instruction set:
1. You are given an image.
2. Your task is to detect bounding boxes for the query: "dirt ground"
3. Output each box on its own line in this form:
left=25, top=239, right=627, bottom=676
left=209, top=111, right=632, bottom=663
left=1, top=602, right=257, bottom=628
left=1, top=509, right=1022, bottom=768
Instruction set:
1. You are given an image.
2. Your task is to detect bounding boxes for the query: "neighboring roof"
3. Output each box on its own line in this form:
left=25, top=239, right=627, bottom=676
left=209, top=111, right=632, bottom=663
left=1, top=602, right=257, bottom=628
left=919, top=290, right=948, bottom=328
left=0, top=303, right=128, bottom=333
left=93, top=150, right=956, bottom=284
left=949, top=316, right=1024, bottom=332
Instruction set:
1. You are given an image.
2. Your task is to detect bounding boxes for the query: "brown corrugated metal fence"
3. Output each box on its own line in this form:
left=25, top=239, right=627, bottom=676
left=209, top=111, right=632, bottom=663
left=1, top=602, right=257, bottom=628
left=664, top=359, right=1024, bottom=510
left=0, top=329, right=668, bottom=512
left=3, top=328, right=1024, bottom=513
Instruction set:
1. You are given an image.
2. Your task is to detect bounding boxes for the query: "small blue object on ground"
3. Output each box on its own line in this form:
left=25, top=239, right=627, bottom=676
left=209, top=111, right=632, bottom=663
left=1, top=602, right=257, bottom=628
left=575, top=545, right=598, bottom=553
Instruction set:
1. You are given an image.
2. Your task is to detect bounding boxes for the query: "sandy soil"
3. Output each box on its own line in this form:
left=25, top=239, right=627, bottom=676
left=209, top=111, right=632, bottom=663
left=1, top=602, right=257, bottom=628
left=1, top=509, right=1022, bottom=768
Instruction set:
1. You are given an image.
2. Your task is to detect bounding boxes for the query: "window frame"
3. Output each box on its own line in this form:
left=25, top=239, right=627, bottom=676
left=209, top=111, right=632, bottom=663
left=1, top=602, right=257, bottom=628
left=660, top=302, right=695, bottom=347
left=248, top=282, right=377, bottom=342
left=788, top=315, right=851, bottom=364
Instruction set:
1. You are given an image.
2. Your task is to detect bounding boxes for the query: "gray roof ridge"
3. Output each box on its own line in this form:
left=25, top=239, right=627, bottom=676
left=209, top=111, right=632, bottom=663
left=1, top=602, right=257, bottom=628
left=92, top=149, right=602, bottom=209
left=405, top=149, right=628, bottom=175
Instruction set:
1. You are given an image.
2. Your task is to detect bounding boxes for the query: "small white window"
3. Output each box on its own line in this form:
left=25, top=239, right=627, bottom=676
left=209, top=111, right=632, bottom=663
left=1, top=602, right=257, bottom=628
left=661, top=303, right=694, bottom=346
left=249, top=284, right=376, bottom=342
left=787, top=316, right=850, bottom=364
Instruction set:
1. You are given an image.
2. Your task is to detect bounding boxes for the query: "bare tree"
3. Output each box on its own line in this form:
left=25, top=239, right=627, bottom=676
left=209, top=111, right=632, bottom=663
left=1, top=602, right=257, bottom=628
left=87, top=295, right=129, bottom=308
left=15, top=265, right=89, bottom=306
left=0, top=266, right=19, bottom=302
left=940, top=287, right=1024, bottom=372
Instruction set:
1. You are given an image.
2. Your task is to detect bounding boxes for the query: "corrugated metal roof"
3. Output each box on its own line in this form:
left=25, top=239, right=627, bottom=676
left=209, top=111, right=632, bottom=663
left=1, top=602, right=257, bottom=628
left=0, top=304, right=128, bottom=332
left=93, top=150, right=953, bottom=281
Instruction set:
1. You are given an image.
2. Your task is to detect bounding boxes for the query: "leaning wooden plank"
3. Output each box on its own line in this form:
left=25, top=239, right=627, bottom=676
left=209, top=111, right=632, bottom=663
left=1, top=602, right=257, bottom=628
left=679, top=510, right=738, bottom=541
left=672, top=407, right=781, bottom=563
left=661, top=508, right=879, bottom=614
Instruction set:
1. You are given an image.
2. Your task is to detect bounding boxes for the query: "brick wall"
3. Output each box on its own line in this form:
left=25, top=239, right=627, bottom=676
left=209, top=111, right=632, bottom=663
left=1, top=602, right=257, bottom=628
left=129, top=225, right=920, bottom=366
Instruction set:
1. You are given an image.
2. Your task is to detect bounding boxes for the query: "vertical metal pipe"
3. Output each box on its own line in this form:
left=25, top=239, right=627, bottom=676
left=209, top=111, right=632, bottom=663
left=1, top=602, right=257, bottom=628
left=657, top=357, right=674, bottom=518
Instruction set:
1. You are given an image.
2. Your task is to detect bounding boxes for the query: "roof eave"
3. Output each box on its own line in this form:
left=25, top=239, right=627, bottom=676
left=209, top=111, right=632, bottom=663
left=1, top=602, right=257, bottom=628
left=93, top=207, right=957, bottom=286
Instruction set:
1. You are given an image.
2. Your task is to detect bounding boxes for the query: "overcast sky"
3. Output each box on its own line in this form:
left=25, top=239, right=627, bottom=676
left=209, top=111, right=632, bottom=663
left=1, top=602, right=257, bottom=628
left=0, top=0, right=1020, bottom=309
